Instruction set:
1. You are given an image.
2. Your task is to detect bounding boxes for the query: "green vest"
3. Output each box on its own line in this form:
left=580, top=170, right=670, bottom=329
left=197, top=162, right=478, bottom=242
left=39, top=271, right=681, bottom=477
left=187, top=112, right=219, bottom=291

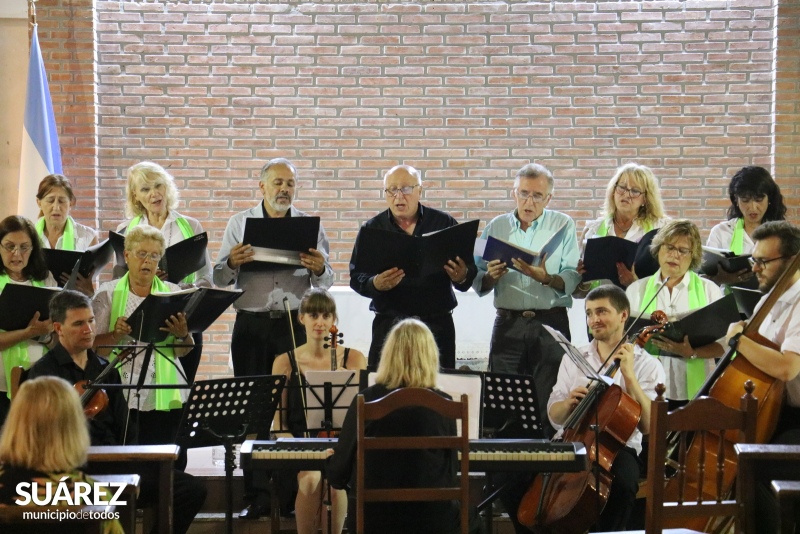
left=0, top=275, right=47, bottom=397
left=126, top=215, right=197, bottom=284
left=36, top=216, right=75, bottom=250
left=642, top=271, right=707, bottom=398
left=109, top=273, right=183, bottom=410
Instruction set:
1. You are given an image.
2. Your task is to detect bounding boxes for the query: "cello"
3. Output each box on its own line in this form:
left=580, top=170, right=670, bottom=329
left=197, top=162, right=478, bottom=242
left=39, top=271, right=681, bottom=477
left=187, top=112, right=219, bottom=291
left=515, top=314, right=669, bottom=532
left=656, top=251, right=800, bottom=531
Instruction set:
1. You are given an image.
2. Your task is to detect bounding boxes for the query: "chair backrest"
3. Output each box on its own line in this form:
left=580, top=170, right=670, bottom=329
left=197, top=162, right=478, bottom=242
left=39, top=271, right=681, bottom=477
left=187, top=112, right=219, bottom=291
left=9, top=366, right=28, bottom=401
left=355, top=388, right=470, bottom=534
left=645, top=381, right=758, bottom=533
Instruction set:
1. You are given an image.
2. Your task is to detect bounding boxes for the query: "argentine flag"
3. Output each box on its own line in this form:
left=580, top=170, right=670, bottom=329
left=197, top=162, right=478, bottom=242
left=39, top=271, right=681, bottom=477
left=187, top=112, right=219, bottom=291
left=18, top=24, right=62, bottom=220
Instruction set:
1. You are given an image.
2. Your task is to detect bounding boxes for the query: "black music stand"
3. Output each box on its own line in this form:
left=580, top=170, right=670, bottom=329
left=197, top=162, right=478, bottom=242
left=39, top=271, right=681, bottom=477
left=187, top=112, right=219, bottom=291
left=477, top=372, right=544, bottom=533
left=175, top=375, right=286, bottom=534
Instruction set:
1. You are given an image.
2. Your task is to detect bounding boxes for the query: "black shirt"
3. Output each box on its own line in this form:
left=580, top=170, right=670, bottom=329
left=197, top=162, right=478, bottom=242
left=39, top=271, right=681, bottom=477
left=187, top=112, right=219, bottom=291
left=327, top=384, right=460, bottom=534
left=27, top=344, right=131, bottom=446
left=349, top=204, right=477, bottom=316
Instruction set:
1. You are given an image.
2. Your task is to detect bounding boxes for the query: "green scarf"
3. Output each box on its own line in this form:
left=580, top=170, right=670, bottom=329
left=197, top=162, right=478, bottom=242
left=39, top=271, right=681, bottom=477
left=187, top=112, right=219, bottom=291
left=0, top=275, right=47, bottom=397
left=127, top=215, right=196, bottom=284
left=36, top=216, right=75, bottom=250
left=642, top=271, right=707, bottom=398
left=730, top=218, right=745, bottom=256
left=109, top=273, right=182, bottom=410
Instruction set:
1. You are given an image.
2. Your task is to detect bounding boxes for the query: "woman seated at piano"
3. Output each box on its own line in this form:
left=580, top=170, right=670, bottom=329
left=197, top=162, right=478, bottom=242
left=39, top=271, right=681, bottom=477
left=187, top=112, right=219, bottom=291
left=0, top=376, right=124, bottom=533
left=325, top=318, right=482, bottom=534
left=0, top=215, right=57, bottom=424
left=706, top=165, right=787, bottom=287
left=575, top=162, right=669, bottom=296
left=34, top=174, right=99, bottom=296
left=271, top=288, right=366, bottom=534
left=626, top=220, right=725, bottom=407
left=92, top=224, right=194, bottom=469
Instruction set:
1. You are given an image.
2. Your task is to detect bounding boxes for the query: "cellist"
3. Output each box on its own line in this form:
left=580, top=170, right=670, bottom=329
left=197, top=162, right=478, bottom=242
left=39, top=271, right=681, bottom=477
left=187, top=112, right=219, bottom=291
left=502, top=285, right=665, bottom=533
left=722, top=221, right=800, bottom=533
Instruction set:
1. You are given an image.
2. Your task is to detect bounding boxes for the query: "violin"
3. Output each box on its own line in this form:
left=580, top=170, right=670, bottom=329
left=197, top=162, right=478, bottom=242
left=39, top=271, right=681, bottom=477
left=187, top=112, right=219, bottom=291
left=633, top=310, right=669, bottom=348
left=75, top=347, right=133, bottom=419
left=319, top=326, right=345, bottom=438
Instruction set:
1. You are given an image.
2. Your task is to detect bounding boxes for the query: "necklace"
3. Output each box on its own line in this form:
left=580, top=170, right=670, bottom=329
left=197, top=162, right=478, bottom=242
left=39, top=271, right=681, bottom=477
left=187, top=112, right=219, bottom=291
left=614, top=217, right=633, bottom=234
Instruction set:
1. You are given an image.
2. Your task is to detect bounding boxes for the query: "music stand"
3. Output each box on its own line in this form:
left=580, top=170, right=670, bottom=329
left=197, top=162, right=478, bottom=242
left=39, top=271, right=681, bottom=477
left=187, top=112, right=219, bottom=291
left=476, top=371, right=544, bottom=533
left=175, top=375, right=286, bottom=534
left=291, top=370, right=360, bottom=534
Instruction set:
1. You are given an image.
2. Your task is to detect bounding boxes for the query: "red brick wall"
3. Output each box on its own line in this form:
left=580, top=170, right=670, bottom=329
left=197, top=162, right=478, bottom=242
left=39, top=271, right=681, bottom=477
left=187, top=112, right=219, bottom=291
left=36, top=0, right=800, bottom=379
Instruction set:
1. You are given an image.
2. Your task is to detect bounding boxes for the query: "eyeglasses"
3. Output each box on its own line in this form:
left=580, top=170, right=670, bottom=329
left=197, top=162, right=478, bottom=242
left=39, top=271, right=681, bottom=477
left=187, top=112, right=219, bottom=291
left=749, top=256, right=787, bottom=269
left=615, top=185, right=644, bottom=199
left=0, top=243, right=33, bottom=255
left=663, top=244, right=692, bottom=257
left=516, top=190, right=549, bottom=203
left=737, top=194, right=767, bottom=204
left=384, top=185, right=419, bottom=197
left=132, top=250, right=162, bottom=262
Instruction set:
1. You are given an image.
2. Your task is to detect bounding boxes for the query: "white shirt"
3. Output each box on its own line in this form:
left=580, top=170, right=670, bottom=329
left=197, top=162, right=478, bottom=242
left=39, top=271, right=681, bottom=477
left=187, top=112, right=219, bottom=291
left=754, top=278, right=800, bottom=408
left=706, top=219, right=755, bottom=254
left=116, top=211, right=213, bottom=287
left=93, top=279, right=189, bottom=411
left=547, top=340, right=665, bottom=454
left=39, top=217, right=98, bottom=251
left=626, top=270, right=724, bottom=400
left=0, top=274, right=58, bottom=392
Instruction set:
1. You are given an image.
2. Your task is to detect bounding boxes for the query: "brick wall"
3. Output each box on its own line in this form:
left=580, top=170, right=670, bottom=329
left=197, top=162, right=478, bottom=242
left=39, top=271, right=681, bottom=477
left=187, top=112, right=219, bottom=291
left=36, top=0, right=800, bottom=379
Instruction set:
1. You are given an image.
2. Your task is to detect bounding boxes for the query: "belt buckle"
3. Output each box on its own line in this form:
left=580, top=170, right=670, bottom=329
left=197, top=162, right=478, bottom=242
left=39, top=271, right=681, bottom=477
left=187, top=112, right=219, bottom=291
left=521, top=310, right=536, bottom=318
left=269, top=310, right=284, bottom=319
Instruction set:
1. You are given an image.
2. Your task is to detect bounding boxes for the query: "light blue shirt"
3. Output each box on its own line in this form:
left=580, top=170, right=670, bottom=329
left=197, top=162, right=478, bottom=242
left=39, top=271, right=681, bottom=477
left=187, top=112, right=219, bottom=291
left=473, top=209, right=580, bottom=310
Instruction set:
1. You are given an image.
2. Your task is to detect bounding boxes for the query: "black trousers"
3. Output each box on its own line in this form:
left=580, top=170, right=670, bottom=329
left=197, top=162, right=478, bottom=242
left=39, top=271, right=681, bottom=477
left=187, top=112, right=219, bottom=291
left=231, top=311, right=306, bottom=377
left=137, top=468, right=207, bottom=534
left=231, top=311, right=307, bottom=503
left=368, top=311, right=456, bottom=370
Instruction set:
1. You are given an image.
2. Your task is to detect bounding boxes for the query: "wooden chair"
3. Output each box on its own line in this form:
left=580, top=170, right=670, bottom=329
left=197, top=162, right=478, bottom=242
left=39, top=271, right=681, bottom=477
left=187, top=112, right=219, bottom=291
left=356, top=388, right=470, bottom=534
left=644, top=381, right=757, bottom=534
left=9, top=365, right=27, bottom=401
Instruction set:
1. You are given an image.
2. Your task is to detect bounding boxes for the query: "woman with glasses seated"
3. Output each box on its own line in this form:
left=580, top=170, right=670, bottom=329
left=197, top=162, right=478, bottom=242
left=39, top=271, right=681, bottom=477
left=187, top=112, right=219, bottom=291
left=576, top=163, right=669, bottom=295
left=0, top=216, right=57, bottom=423
left=626, top=220, right=725, bottom=407
left=92, top=225, right=194, bottom=468
left=706, top=166, right=787, bottom=288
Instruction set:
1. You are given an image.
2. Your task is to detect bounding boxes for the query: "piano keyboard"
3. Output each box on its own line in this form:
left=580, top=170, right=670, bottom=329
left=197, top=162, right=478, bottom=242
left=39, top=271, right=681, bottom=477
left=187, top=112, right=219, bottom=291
left=240, top=438, right=587, bottom=473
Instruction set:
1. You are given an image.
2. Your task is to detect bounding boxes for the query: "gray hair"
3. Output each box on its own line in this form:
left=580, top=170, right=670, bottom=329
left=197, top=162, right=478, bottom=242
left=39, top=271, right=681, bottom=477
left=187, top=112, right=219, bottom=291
left=259, top=158, right=297, bottom=183
left=514, top=163, right=554, bottom=192
left=383, top=164, right=422, bottom=187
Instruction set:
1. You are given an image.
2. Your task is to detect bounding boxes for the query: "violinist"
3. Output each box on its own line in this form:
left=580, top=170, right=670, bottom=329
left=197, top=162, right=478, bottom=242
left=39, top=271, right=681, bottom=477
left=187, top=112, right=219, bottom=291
left=723, top=221, right=800, bottom=533
left=626, top=220, right=725, bottom=406
left=271, top=288, right=367, bottom=534
left=28, top=289, right=208, bottom=534
left=28, top=289, right=128, bottom=445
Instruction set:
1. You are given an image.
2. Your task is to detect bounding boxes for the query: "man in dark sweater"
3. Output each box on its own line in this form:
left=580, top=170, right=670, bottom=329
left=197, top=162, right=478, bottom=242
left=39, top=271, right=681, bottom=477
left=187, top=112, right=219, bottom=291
left=349, top=164, right=477, bottom=369
left=28, top=289, right=206, bottom=534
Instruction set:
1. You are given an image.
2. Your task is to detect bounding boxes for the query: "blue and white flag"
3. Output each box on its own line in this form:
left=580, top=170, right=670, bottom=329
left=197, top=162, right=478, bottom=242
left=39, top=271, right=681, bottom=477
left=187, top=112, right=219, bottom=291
left=18, top=24, right=62, bottom=219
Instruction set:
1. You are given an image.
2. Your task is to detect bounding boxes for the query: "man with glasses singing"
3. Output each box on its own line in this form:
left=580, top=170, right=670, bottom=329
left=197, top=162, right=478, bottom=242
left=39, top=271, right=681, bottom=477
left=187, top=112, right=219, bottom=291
left=473, top=163, right=580, bottom=434
left=723, top=220, right=800, bottom=533
left=350, top=164, right=477, bottom=369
